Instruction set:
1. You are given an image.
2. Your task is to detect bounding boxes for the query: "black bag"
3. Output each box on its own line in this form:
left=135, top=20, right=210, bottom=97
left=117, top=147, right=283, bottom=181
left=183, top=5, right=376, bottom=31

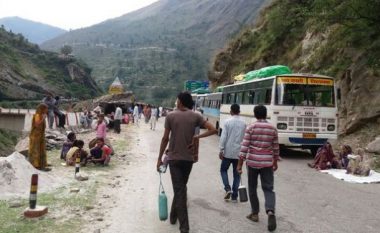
left=238, top=179, right=248, bottom=202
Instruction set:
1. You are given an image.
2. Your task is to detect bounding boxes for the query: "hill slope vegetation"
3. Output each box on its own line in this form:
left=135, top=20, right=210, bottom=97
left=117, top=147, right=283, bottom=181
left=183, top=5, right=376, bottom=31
left=41, top=0, right=269, bottom=105
left=210, top=0, right=380, bottom=139
left=0, top=27, right=101, bottom=105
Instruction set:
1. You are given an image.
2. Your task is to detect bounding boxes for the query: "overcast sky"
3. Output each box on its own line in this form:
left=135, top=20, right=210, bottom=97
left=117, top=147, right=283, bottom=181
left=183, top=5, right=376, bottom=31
left=0, top=0, right=158, bottom=30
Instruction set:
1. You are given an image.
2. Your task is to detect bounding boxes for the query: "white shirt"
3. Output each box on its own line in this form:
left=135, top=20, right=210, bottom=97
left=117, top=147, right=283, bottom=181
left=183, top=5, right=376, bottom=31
left=133, top=106, right=139, bottom=117
left=219, top=115, right=246, bottom=159
left=114, top=107, right=123, bottom=120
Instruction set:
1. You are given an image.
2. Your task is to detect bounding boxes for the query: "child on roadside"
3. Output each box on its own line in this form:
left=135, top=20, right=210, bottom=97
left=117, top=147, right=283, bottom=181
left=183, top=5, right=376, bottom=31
left=88, top=138, right=112, bottom=166
left=60, top=132, right=76, bottom=160
left=66, top=140, right=89, bottom=166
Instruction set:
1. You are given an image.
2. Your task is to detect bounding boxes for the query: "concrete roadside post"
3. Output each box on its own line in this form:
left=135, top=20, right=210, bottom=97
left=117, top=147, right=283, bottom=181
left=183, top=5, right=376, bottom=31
left=75, top=155, right=80, bottom=178
left=23, top=174, right=48, bottom=218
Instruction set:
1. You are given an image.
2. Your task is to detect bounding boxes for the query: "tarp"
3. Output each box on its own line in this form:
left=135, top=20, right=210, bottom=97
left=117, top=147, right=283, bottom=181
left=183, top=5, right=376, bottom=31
left=244, top=65, right=292, bottom=81
left=320, top=169, right=380, bottom=184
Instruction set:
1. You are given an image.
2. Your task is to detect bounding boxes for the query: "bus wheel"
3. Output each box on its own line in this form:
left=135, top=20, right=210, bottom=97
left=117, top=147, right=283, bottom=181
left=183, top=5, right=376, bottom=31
left=216, top=121, right=219, bottom=130
left=218, top=128, right=222, bottom=136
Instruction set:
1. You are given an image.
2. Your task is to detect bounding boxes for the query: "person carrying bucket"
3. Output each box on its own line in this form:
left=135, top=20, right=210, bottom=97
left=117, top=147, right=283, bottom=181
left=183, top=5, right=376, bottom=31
left=156, top=91, right=217, bottom=233
left=219, top=103, right=246, bottom=202
left=237, top=105, right=279, bottom=232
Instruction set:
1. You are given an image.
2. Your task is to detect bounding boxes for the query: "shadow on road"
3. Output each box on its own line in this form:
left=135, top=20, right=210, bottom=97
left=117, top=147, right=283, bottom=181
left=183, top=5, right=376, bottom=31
left=280, top=147, right=314, bottom=160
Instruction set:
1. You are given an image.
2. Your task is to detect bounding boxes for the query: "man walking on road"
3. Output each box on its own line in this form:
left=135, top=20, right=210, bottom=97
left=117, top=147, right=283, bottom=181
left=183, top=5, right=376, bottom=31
left=219, top=103, right=246, bottom=202
left=114, top=106, right=122, bottom=133
left=157, top=91, right=217, bottom=233
left=133, top=104, right=139, bottom=126
left=237, top=105, right=279, bottom=232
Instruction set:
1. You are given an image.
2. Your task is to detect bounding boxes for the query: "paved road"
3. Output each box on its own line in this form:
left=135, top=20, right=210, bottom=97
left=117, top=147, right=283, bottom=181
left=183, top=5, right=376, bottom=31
left=94, top=118, right=380, bottom=233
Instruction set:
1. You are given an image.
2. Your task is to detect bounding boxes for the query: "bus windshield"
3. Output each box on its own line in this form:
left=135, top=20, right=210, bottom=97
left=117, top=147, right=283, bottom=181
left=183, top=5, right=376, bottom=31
left=276, top=77, right=335, bottom=107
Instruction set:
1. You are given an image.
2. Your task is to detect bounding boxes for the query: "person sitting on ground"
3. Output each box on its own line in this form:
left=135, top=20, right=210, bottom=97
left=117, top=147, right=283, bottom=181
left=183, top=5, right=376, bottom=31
left=60, top=132, right=76, bottom=160
left=346, top=148, right=371, bottom=176
left=337, top=144, right=352, bottom=169
left=66, top=140, right=89, bottom=166
left=308, top=142, right=339, bottom=170
left=88, top=138, right=112, bottom=166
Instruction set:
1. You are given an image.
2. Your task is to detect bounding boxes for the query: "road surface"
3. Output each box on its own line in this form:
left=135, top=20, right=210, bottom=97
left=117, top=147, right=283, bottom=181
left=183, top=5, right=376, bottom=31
left=83, top=117, right=380, bottom=233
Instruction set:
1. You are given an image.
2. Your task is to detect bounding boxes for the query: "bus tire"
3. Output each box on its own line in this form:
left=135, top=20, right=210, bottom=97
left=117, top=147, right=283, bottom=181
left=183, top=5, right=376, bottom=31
left=218, top=128, right=222, bottom=136
left=216, top=121, right=219, bottom=130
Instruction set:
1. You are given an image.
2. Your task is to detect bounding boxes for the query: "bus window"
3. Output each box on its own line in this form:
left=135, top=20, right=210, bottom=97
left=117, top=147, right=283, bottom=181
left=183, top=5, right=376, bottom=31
left=236, top=92, right=244, bottom=104
left=265, top=89, right=272, bottom=104
left=249, top=91, right=255, bottom=104
left=255, top=89, right=267, bottom=104
left=242, top=91, right=249, bottom=104
left=222, top=94, right=227, bottom=104
left=230, top=93, right=236, bottom=103
left=226, top=93, right=232, bottom=104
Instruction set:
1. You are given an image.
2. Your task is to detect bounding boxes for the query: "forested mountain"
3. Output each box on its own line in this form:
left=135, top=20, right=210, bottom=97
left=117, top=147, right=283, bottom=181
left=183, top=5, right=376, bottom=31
left=41, top=0, right=269, bottom=105
left=0, top=16, right=66, bottom=44
left=0, top=27, right=101, bottom=106
left=209, top=0, right=380, bottom=139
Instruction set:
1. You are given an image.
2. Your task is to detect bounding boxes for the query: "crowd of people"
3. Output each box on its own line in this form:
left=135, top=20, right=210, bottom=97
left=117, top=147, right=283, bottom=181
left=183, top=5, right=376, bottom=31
left=27, top=91, right=373, bottom=233
left=307, top=142, right=371, bottom=176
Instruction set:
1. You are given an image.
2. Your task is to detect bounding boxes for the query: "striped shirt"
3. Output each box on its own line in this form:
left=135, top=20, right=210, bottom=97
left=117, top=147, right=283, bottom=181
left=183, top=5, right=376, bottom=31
left=239, top=119, right=279, bottom=168
left=219, top=115, right=246, bottom=159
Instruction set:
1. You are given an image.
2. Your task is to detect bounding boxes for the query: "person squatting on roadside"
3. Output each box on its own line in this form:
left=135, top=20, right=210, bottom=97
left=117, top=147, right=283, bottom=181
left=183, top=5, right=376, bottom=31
left=156, top=91, right=217, bottom=233
left=60, top=132, right=76, bottom=160
left=88, top=138, right=112, bottom=166
left=237, top=104, right=279, bottom=232
left=65, top=140, right=89, bottom=166
left=219, top=103, right=246, bottom=202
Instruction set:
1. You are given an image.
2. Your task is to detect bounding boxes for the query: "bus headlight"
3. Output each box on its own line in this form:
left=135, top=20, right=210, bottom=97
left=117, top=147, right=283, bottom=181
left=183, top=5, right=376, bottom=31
left=277, top=123, right=287, bottom=130
left=327, top=125, right=335, bottom=131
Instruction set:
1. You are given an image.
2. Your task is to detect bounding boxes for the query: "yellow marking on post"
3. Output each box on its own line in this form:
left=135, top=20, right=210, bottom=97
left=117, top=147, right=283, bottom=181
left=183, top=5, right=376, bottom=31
left=30, top=185, right=37, bottom=192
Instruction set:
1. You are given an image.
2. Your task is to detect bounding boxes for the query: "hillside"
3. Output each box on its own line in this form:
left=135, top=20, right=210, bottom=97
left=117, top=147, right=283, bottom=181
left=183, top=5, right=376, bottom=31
left=0, top=27, right=102, bottom=105
left=210, top=0, right=380, bottom=142
left=0, top=16, right=67, bottom=44
left=41, top=0, right=269, bottom=106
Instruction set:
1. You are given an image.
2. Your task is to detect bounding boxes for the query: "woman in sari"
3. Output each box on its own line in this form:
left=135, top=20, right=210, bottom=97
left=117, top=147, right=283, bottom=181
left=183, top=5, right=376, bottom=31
left=308, top=142, right=338, bottom=170
left=28, top=103, right=51, bottom=171
left=337, top=145, right=352, bottom=169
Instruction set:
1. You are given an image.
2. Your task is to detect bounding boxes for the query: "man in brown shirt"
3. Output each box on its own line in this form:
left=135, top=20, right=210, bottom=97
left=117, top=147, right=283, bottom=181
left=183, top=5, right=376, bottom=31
left=157, top=91, right=217, bottom=233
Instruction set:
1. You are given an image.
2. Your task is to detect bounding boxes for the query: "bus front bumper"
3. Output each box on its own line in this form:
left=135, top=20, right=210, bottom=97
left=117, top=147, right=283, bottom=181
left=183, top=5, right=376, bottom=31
left=279, top=133, right=337, bottom=147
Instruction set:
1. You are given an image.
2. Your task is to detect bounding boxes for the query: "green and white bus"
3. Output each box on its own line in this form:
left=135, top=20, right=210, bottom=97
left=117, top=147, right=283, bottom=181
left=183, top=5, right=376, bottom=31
left=219, top=74, right=338, bottom=155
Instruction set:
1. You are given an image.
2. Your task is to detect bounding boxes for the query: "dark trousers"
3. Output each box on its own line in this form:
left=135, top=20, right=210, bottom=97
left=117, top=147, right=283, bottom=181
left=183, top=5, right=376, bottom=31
left=114, top=119, right=121, bottom=133
left=220, top=158, right=240, bottom=199
left=169, top=160, right=193, bottom=233
left=248, top=166, right=276, bottom=214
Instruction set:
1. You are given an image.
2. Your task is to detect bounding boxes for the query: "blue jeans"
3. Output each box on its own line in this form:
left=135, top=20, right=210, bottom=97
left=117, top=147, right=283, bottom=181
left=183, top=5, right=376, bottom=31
left=220, top=158, right=240, bottom=199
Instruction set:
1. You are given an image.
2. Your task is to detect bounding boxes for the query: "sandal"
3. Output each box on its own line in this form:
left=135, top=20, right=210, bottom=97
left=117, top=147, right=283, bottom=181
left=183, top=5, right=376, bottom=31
left=246, top=213, right=259, bottom=222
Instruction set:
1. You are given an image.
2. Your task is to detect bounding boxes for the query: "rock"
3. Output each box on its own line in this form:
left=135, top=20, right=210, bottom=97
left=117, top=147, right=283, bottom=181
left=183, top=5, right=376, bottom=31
left=366, top=137, right=380, bottom=154
left=85, top=206, right=95, bottom=211
left=94, top=230, right=101, bottom=233
left=70, top=188, right=80, bottom=193
left=15, top=137, right=29, bottom=156
left=102, top=194, right=110, bottom=198
left=23, top=205, right=48, bottom=218
left=96, top=218, right=103, bottom=221
left=9, top=200, right=24, bottom=208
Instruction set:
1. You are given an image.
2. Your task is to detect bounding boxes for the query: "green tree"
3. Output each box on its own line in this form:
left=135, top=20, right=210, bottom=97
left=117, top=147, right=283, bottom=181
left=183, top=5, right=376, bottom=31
left=60, top=45, right=73, bottom=55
